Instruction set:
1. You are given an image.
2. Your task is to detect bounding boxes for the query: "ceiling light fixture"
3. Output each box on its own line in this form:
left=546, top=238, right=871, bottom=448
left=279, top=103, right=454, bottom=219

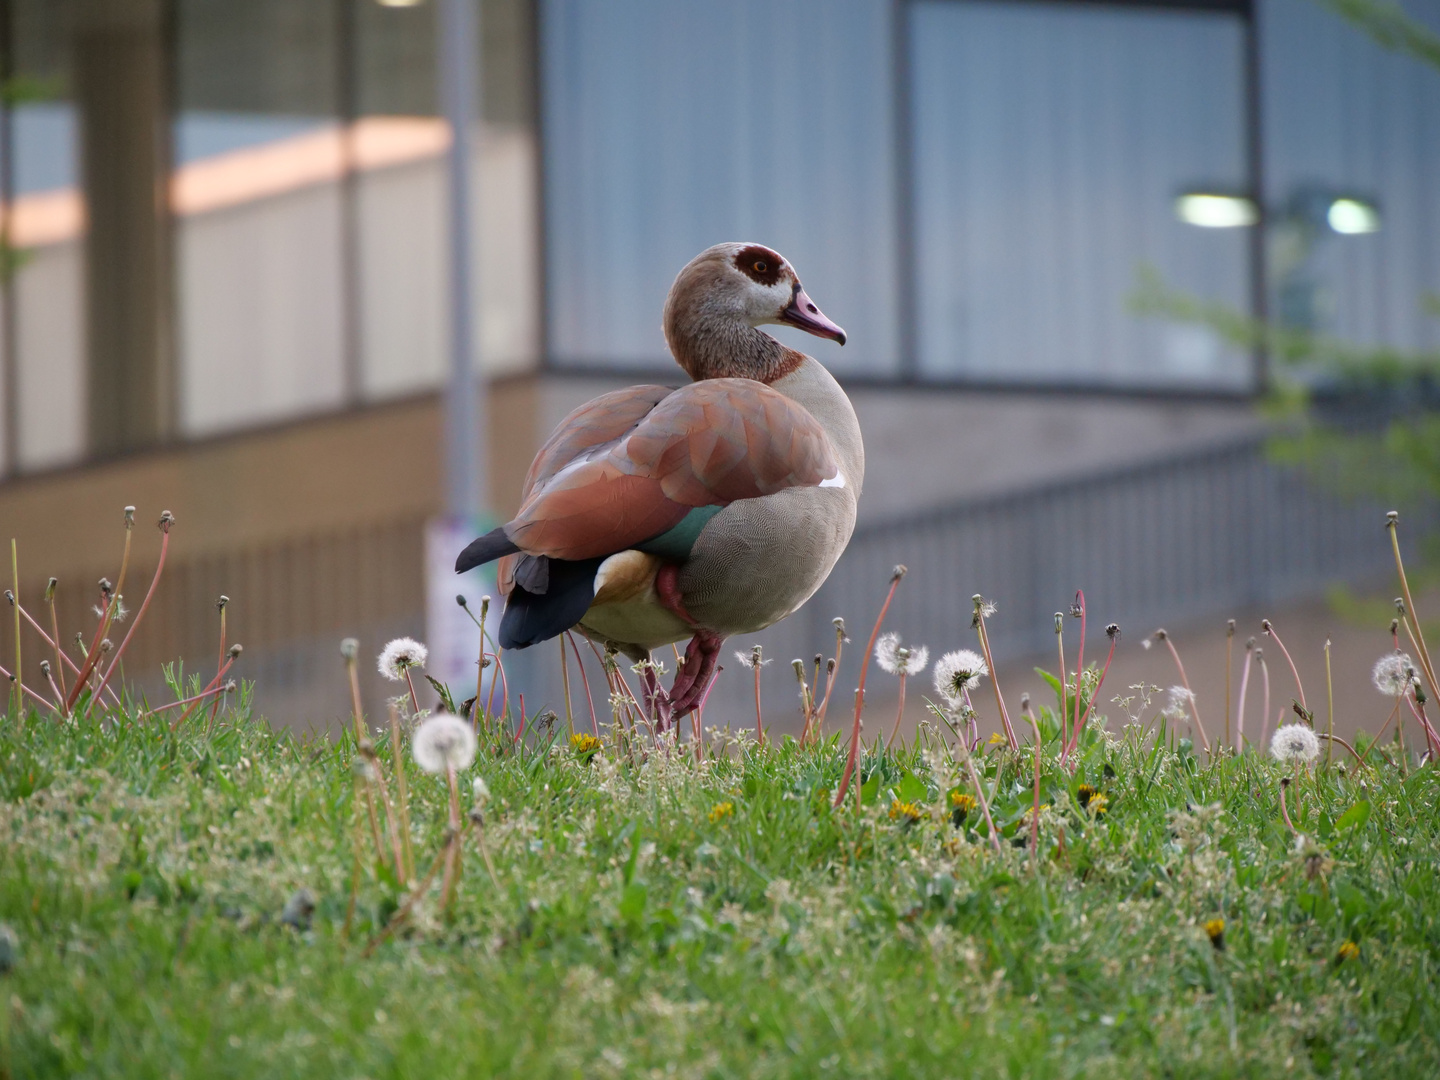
left=1326, top=198, right=1381, bottom=235
left=1174, top=193, right=1259, bottom=229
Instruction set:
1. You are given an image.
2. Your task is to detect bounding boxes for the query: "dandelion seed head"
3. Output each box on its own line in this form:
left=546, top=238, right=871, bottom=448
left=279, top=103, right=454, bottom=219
left=1270, top=722, right=1320, bottom=765
left=875, top=633, right=930, bottom=676
left=411, top=712, right=477, bottom=774
left=933, top=649, right=988, bottom=705
left=1162, top=685, right=1194, bottom=720
left=1372, top=652, right=1416, bottom=697
left=378, top=637, right=428, bottom=681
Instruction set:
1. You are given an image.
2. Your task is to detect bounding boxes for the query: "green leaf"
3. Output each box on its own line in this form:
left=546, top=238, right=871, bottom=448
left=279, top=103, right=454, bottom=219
left=894, top=769, right=928, bottom=805
left=619, top=882, right=647, bottom=922
left=1334, top=800, right=1372, bottom=833
left=1035, top=668, right=1067, bottom=713
left=424, top=675, right=457, bottom=715
left=859, top=773, right=881, bottom=806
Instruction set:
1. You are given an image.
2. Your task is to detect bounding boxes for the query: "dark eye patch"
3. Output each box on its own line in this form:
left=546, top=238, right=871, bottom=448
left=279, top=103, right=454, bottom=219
left=734, top=244, right=784, bottom=286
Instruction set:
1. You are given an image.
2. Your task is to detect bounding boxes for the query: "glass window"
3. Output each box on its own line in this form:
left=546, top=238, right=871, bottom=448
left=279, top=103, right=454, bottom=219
left=4, top=0, right=86, bottom=473
left=541, top=0, right=898, bottom=376
left=910, top=0, right=1253, bottom=388
left=1260, top=0, right=1440, bottom=351
left=173, top=0, right=348, bottom=438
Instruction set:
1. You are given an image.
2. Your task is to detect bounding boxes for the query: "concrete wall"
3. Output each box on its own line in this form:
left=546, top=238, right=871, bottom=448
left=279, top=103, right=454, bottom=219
left=532, top=373, right=1262, bottom=524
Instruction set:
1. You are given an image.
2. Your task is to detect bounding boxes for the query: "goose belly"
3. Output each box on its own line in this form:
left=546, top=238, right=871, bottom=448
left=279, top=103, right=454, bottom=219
left=679, top=485, right=857, bottom=637
left=577, top=550, right=691, bottom=650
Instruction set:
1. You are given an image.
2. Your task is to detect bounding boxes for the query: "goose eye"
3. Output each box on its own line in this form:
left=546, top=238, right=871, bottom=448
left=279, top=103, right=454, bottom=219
left=753, top=261, right=767, bottom=274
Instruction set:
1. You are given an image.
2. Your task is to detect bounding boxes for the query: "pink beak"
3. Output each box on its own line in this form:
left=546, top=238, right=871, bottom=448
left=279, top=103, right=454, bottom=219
left=779, top=285, right=847, bottom=346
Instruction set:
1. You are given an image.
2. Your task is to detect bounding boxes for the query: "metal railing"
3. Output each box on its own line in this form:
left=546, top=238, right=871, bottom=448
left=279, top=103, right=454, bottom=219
left=204, top=436, right=1432, bottom=730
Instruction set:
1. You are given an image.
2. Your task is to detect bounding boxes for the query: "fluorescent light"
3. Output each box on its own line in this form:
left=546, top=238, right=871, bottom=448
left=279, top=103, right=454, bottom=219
left=1327, top=198, right=1380, bottom=234
left=1175, top=193, right=1259, bottom=228
left=375, top=0, right=425, bottom=7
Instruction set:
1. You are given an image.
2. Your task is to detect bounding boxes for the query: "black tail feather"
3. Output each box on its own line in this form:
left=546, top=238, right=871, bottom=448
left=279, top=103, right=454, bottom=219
left=499, top=557, right=603, bottom=649
left=455, top=526, right=520, bottom=573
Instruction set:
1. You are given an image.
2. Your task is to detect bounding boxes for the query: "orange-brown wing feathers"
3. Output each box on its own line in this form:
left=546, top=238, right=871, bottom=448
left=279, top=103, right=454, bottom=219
left=521, top=384, right=674, bottom=498
left=505, top=379, right=837, bottom=561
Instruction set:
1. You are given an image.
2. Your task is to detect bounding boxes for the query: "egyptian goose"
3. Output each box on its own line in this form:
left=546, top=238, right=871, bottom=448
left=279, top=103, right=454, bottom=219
left=456, top=242, right=864, bottom=718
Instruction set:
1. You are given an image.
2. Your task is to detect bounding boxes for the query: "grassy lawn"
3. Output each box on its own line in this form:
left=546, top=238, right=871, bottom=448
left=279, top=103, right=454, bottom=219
left=2, top=673, right=1438, bottom=1080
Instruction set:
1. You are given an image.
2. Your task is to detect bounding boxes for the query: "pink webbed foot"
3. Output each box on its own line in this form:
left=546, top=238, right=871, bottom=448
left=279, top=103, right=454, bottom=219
left=668, top=631, right=724, bottom=718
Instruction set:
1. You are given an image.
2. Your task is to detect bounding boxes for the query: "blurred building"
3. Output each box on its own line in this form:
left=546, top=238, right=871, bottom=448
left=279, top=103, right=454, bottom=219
left=0, top=0, right=1436, bottom=728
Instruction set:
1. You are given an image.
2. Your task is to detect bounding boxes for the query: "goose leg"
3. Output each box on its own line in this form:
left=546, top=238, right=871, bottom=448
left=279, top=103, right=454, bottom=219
left=640, top=662, right=673, bottom=732
left=668, top=631, right=723, bottom=718
left=653, top=564, right=723, bottom=717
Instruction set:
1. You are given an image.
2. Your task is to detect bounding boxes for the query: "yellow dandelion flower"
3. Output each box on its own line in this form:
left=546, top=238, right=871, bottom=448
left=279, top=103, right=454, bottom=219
left=1204, top=918, right=1225, bottom=951
left=889, top=799, right=923, bottom=825
left=1337, top=940, right=1360, bottom=963
left=570, top=733, right=602, bottom=759
left=987, top=732, right=1006, bottom=746
left=708, top=801, right=735, bottom=824
left=1076, top=784, right=1097, bottom=807
left=1087, top=793, right=1109, bottom=816
left=949, top=791, right=977, bottom=826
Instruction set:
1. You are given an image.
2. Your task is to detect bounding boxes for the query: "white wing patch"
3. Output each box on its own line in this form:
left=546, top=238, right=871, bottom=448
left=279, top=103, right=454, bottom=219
left=818, top=471, right=845, bottom=489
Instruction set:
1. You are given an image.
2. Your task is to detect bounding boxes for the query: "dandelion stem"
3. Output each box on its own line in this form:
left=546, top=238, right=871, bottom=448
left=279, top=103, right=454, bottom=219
left=1404, top=692, right=1439, bottom=762
left=40, top=662, right=63, bottom=711
left=1258, top=652, right=1271, bottom=753
left=142, top=679, right=233, bottom=721
left=1157, top=630, right=1210, bottom=755
left=209, top=599, right=229, bottom=728
left=389, top=701, right=416, bottom=882
left=343, top=645, right=390, bottom=872
left=814, top=620, right=846, bottom=734
left=834, top=567, right=906, bottom=809
left=1357, top=696, right=1403, bottom=767
left=1024, top=706, right=1044, bottom=866
left=559, top=634, right=575, bottom=738
left=974, top=606, right=1017, bottom=751
left=402, top=666, right=423, bottom=720
left=956, top=733, right=1003, bottom=855
left=1316, top=731, right=1365, bottom=766
left=566, top=632, right=600, bottom=737
left=1324, top=639, right=1334, bottom=769
left=439, top=764, right=462, bottom=917
left=1278, top=777, right=1298, bottom=835
left=0, top=662, right=49, bottom=711
left=1388, top=513, right=1438, bottom=701
left=10, top=596, right=119, bottom=707
left=363, top=818, right=472, bottom=958
left=45, top=581, right=67, bottom=704
left=10, top=538, right=20, bottom=719
left=1055, top=613, right=1067, bottom=746
left=750, top=648, right=765, bottom=747
left=171, top=651, right=240, bottom=732
left=886, top=671, right=907, bottom=751
left=475, top=598, right=490, bottom=730
left=1236, top=640, right=1254, bottom=749
left=1071, top=591, right=1086, bottom=760
left=1224, top=620, right=1234, bottom=750
left=1262, top=619, right=1306, bottom=712
left=1071, top=624, right=1119, bottom=767
left=87, top=513, right=173, bottom=714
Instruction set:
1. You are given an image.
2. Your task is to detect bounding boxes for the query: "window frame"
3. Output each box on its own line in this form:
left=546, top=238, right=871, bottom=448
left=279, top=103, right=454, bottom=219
left=535, top=0, right=1268, bottom=397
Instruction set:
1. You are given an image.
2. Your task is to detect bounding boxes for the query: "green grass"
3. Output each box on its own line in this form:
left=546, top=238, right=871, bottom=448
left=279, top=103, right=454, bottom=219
left=2, top=691, right=1438, bottom=1079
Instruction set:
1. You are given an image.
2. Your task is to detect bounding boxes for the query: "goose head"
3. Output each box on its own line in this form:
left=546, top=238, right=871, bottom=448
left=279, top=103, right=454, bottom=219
left=663, top=242, right=846, bottom=383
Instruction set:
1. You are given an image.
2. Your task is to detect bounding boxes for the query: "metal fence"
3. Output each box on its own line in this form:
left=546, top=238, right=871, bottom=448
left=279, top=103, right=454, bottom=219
left=230, top=435, right=1430, bottom=730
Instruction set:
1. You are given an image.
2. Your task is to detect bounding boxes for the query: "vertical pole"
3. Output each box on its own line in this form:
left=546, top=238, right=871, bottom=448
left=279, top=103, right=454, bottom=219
left=439, top=0, right=484, bottom=520
left=1242, top=8, right=1269, bottom=392
left=0, top=0, right=16, bottom=479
